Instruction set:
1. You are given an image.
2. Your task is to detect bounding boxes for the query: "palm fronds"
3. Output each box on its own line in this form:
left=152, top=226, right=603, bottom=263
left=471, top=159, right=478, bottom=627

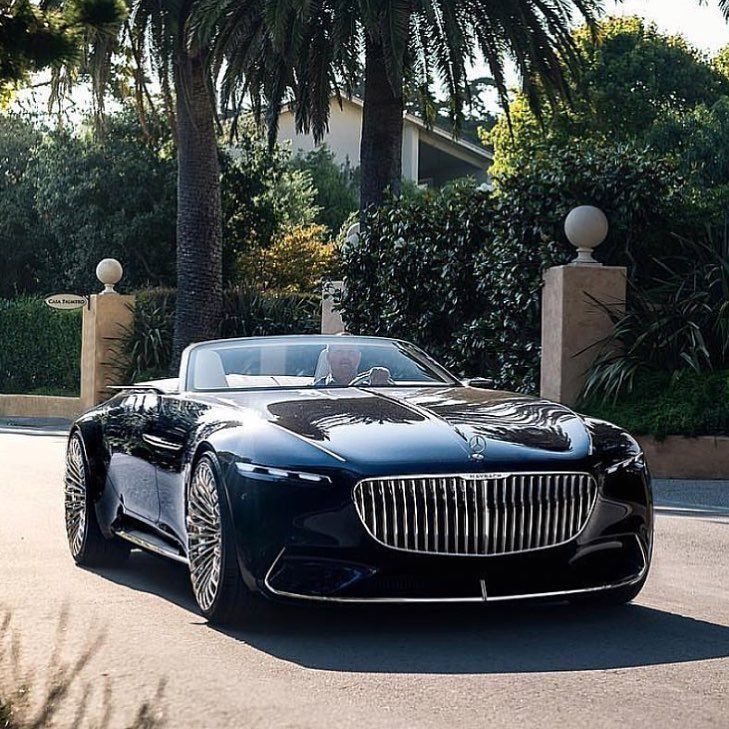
left=192, top=0, right=604, bottom=145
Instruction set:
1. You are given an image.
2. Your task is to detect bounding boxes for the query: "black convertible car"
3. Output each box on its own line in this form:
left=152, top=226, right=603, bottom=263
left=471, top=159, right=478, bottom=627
left=64, top=335, right=652, bottom=623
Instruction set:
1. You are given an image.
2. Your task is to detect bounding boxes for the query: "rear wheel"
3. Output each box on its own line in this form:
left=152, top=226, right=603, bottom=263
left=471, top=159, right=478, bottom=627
left=64, top=432, right=129, bottom=567
left=187, top=453, right=263, bottom=624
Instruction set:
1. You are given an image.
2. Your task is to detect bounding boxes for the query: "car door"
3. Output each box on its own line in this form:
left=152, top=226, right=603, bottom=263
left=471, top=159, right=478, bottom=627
left=142, top=395, right=198, bottom=548
left=105, top=392, right=161, bottom=525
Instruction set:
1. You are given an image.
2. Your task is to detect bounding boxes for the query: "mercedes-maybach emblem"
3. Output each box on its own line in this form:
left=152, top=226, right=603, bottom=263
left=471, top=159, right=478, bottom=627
left=468, top=435, right=487, bottom=459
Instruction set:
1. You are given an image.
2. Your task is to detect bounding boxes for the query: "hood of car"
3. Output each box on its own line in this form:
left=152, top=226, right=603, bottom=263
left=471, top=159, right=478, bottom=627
left=212, top=386, right=592, bottom=469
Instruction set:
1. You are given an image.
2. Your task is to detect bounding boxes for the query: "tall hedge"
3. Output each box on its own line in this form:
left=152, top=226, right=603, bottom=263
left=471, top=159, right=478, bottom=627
left=0, top=298, right=81, bottom=395
left=340, top=140, right=688, bottom=392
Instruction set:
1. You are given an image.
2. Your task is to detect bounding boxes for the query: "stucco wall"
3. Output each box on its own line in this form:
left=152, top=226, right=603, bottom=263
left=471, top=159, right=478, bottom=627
left=278, top=99, right=362, bottom=168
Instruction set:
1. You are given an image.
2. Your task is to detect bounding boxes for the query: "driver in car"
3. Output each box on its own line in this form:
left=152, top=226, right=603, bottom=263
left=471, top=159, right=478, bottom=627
left=314, top=342, right=392, bottom=387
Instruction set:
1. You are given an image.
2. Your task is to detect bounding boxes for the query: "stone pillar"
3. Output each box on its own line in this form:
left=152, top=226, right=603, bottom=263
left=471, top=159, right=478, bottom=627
left=80, top=294, right=136, bottom=410
left=540, top=266, right=626, bottom=406
left=322, top=280, right=345, bottom=334
left=540, top=206, right=626, bottom=406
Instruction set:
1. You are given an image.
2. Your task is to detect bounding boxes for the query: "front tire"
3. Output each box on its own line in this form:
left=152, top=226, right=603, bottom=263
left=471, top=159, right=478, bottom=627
left=64, top=432, right=129, bottom=567
left=187, top=453, right=262, bottom=624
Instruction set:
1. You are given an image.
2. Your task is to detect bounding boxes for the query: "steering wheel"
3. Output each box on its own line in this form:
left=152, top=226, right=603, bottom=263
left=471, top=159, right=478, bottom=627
left=348, top=367, right=394, bottom=387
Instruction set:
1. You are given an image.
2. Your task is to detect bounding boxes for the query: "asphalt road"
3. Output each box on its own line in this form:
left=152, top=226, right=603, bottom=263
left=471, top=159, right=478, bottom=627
left=1, top=432, right=728, bottom=728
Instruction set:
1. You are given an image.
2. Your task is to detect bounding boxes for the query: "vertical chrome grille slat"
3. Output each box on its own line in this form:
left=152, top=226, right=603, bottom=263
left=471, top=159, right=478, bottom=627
left=353, top=472, right=597, bottom=557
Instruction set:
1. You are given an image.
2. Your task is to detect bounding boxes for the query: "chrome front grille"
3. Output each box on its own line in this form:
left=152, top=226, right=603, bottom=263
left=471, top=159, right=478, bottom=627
left=353, top=472, right=598, bottom=556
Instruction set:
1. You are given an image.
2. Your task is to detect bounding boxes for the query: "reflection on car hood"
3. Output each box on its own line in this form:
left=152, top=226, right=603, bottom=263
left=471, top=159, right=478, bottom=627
left=212, top=386, right=592, bottom=468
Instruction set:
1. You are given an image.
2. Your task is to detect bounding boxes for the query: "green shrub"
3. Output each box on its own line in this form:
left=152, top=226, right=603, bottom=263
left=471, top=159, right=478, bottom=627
left=123, top=288, right=320, bottom=381
left=340, top=141, right=685, bottom=391
left=0, top=298, right=81, bottom=395
left=580, top=370, right=729, bottom=439
left=340, top=181, right=494, bottom=377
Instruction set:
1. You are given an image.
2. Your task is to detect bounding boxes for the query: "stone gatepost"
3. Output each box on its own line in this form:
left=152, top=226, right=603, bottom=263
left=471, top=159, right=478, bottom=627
left=80, top=259, right=135, bottom=411
left=540, top=206, right=627, bottom=407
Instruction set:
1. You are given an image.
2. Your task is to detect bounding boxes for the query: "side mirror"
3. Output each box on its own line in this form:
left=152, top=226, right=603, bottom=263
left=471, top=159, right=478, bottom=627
left=464, top=377, right=496, bottom=389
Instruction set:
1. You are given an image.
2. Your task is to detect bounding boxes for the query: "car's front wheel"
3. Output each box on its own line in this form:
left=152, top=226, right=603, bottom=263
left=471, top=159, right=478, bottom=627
left=187, top=453, right=263, bottom=624
left=64, top=432, right=129, bottom=567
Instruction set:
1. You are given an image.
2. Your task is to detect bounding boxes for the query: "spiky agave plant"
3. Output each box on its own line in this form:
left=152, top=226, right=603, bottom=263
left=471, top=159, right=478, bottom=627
left=582, top=225, right=729, bottom=403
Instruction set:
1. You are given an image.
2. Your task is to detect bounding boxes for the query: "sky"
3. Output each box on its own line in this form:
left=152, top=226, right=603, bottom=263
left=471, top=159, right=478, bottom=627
left=611, top=0, right=729, bottom=53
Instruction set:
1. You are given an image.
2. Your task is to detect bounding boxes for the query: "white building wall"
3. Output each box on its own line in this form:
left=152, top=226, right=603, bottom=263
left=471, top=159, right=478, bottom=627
left=401, top=122, right=420, bottom=182
left=278, top=99, right=362, bottom=166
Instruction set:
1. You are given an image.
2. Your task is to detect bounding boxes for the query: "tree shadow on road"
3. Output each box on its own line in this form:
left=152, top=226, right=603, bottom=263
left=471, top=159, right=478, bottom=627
left=93, top=551, right=729, bottom=675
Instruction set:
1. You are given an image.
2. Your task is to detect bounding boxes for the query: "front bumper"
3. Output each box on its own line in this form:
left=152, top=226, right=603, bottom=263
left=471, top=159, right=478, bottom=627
left=222, top=457, right=653, bottom=604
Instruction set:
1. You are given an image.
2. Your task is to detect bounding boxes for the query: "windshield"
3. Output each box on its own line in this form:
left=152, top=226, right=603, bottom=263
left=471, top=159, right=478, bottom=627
left=185, top=337, right=457, bottom=391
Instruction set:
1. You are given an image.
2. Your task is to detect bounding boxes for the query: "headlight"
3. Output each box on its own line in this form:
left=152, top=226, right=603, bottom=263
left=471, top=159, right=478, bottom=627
left=235, top=461, right=332, bottom=485
left=604, top=452, right=645, bottom=475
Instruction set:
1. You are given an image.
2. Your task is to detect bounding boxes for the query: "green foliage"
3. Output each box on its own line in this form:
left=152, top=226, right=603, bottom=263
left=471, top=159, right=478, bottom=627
left=200, top=0, right=603, bottom=152
left=236, top=224, right=339, bottom=292
left=582, top=226, right=729, bottom=403
left=34, top=110, right=177, bottom=294
left=646, top=97, right=729, bottom=215
left=581, top=370, right=729, bottom=440
left=0, top=112, right=333, bottom=297
left=489, top=16, right=728, bottom=164
left=0, top=298, right=81, bottom=395
left=0, top=113, right=52, bottom=297
left=340, top=141, right=684, bottom=391
left=289, top=146, right=359, bottom=234
left=340, top=180, right=494, bottom=376
left=123, top=288, right=320, bottom=381
left=220, top=127, right=321, bottom=285
left=0, top=1, right=77, bottom=95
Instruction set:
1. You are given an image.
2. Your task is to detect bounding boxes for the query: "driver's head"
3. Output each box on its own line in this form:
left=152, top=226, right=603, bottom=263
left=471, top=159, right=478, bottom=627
left=326, top=342, right=361, bottom=384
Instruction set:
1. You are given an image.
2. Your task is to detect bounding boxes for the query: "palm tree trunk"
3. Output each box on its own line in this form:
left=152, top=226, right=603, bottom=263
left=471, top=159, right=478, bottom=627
left=172, top=49, right=223, bottom=364
left=359, top=37, right=404, bottom=212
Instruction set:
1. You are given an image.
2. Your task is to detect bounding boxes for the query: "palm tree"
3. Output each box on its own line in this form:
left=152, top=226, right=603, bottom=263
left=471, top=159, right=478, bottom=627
left=195, top=0, right=603, bottom=211
left=52, top=0, right=223, bottom=363
left=125, top=1, right=223, bottom=362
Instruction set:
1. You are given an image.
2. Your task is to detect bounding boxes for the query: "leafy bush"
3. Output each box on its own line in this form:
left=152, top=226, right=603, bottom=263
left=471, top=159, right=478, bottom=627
left=580, top=370, right=729, bottom=439
left=123, top=288, right=320, bottom=381
left=0, top=298, right=81, bottom=395
left=0, top=114, right=52, bottom=298
left=487, top=16, right=729, bottom=178
left=34, top=110, right=177, bottom=294
left=289, top=146, right=360, bottom=234
left=236, top=224, right=339, bottom=292
left=340, top=142, right=685, bottom=391
left=221, top=126, right=321, bottom=285
left=340, top=181, right=494, bottom=376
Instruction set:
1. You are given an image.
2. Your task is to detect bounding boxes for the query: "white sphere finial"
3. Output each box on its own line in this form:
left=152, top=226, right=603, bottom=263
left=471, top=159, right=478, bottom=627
left=565, top=206, right=608, bottom=266
left=96, top=258, right=123, bottom=294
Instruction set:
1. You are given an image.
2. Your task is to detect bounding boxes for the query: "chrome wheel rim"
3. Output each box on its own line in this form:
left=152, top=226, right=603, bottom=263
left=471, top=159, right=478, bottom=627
left=64, top=436, right=87, bottom=558
left=187, top=460, right=223, bottom=612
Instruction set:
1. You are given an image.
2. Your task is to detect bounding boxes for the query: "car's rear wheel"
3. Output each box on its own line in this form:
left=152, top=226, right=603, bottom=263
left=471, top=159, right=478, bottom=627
left=187, top=453, right=262, bottom=624
left=64, top=432, right=129, bottom=567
